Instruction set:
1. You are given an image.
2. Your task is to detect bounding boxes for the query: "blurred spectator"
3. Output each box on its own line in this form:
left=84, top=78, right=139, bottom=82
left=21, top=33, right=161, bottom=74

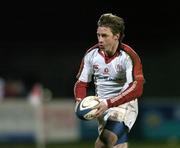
left=4, top=79, right=27, bottom=98
left=28, top=82, right=53, bottom=105
left=28, top=83, right=43, bottom=106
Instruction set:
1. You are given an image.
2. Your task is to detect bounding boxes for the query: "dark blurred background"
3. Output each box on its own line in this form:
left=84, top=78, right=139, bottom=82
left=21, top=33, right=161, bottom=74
left=0, top=1, right=179, bottom=98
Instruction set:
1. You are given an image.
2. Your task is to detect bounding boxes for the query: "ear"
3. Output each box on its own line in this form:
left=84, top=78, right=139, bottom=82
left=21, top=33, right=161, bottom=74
left=114, top=34, right=120, bottom=41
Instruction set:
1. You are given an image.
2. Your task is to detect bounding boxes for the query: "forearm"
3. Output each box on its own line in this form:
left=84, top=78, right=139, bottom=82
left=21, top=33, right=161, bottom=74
left=74, top=80, right=88, bottom=101
left=107, top=79, right=144, bottom=108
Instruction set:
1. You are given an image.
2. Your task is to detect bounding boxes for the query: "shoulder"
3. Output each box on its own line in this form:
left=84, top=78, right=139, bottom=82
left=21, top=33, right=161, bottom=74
left=84, top=43, right=99, bottom=57
left=121, top=43, right=138, bottom=56
left=121, top=43, right=141, bottom=62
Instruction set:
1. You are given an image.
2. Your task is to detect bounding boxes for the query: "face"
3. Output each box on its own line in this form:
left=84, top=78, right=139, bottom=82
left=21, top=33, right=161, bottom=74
left=97, top=26, right=119, bottom=54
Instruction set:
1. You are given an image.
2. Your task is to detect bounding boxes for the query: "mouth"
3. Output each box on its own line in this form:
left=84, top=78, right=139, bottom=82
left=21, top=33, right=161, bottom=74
left=99, top=44, right=104, bottom=49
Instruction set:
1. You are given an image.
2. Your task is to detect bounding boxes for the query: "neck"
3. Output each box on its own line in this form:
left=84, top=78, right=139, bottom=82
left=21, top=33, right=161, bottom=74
left=105, top=41, right=119, bottom=57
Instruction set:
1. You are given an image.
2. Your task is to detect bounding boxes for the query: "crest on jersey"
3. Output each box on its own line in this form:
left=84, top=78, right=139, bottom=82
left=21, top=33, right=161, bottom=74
left=103, top=68, right=109, bottom=74
left=116, top=64, right=122, bottom=72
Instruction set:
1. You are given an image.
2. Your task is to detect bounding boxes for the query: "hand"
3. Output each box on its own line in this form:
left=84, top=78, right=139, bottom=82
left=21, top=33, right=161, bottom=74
left=76, top=98, right=82, bottom=102
left=74, top=98, right=82, bottom=112
left=94, top=100, right=108, bottom=118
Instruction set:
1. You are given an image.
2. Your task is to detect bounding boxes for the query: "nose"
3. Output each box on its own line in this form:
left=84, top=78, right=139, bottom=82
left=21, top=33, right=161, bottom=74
left=98, top=36, right=103, bottom=43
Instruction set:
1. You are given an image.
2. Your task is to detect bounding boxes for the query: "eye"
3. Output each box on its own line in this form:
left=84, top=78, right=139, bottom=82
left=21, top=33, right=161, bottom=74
left=102, top=34, right=108, bottom=38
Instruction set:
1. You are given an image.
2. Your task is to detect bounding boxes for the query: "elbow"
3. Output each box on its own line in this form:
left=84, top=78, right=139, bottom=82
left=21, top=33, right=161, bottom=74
left=136, top=85, right=144, bottom=98
left=136, top=78, right=145, bottom=98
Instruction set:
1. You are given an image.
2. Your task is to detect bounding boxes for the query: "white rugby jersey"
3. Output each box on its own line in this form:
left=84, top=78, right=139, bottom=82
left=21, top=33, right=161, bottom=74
left=74, top=43, right=144, bottom=108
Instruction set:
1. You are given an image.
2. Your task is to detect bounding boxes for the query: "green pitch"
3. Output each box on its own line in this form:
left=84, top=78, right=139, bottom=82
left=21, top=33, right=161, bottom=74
left=0, top=141, right=180, bottom=148
left=55, top=141, right=180, bottom=148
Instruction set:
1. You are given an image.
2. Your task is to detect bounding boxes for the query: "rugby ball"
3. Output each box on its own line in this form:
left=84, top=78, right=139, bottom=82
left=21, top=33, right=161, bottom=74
left=75, top=96, right=100, bottom=120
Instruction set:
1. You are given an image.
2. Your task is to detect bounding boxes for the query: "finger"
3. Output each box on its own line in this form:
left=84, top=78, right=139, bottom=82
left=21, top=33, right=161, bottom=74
left=95, top=108, right=102, bottom=117
left=76, top=98, right=82, bottom=102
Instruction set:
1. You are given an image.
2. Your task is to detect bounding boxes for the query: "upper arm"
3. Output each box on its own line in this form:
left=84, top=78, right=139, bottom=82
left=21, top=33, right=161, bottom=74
left=77, top=53, right=94, bottom=83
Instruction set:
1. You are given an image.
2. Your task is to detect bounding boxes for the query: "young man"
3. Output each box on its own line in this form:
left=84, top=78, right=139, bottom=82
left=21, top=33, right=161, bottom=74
left=74, top=13, right=145, bottom=148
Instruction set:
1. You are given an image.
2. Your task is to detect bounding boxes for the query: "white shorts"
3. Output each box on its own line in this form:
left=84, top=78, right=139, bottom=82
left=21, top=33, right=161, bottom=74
left=98, top=99, right=138, bottom=134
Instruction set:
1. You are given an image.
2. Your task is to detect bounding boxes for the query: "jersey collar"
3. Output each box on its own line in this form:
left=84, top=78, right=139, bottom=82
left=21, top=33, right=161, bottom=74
left=98, top=48, right=121, bottom=64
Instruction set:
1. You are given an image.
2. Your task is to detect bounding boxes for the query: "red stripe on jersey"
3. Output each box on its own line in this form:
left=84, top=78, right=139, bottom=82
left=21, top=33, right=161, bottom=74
left=86, top=43, right=99, bottom=54
left=107, top=43, right=145, bottom=108
left=76, top=44, right=99, bottom=79
left=74, top=44, right=99, bottom=100
left=74, top=80, right=88, bottom=101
